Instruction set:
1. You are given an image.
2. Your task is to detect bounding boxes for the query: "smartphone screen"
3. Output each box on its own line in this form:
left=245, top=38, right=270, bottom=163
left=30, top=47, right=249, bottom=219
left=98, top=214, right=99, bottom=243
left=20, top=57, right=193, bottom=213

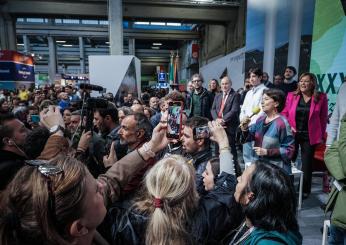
left=166, top=101, right=183, bottom=139
left=193, top=126, right=210, bottom=140
left=31, top=114, right=40, bottom=123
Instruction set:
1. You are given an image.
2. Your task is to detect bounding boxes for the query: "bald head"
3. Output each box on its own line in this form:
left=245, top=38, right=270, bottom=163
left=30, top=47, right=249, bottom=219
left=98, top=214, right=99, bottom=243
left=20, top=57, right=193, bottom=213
left=131, top=104, right=144, bottom=114
left=220, top=76, right=232, bottom=93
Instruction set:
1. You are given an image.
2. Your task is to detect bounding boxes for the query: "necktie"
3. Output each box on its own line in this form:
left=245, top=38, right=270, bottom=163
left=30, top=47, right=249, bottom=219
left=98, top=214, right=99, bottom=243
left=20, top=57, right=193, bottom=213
left=218, top=93, right=228, bottom=118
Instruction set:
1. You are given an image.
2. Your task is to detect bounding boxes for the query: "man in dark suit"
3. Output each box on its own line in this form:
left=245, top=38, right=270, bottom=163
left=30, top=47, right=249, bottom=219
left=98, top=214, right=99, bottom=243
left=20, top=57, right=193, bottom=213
left=211, top=76, right=241, bottom=176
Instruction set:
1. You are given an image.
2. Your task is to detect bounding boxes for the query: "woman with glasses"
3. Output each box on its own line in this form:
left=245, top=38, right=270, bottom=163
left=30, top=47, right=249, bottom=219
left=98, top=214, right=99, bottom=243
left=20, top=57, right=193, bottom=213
left=282, top=72, right=328, bottom=198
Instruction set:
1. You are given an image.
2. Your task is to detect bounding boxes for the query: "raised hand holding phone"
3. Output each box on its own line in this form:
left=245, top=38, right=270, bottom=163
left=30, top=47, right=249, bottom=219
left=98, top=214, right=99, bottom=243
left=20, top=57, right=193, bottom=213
left=166, top=101, right=183, bottom=139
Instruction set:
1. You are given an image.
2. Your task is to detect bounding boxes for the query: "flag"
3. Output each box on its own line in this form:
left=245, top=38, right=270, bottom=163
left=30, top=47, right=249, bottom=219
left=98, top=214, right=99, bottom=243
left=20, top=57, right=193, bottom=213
left=168, top=51, right=174, bottom=84
left=173, top=51, right=179, bottom=85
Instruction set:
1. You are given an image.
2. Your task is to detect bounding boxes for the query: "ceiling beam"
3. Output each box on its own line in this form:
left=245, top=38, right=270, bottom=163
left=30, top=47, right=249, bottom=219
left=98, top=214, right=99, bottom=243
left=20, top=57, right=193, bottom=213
left=2, top=0, right=239, bottom=23
left=16, top=23, right=200, bottom=40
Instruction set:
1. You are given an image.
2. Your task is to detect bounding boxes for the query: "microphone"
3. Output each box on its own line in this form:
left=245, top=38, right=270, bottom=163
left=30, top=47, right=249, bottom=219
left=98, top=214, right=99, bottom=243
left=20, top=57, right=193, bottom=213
left=249, top=106, right=261, bottom=118
left=79, top=83, right=104, bottom=92
left=239, top=106, right=261, bottom=128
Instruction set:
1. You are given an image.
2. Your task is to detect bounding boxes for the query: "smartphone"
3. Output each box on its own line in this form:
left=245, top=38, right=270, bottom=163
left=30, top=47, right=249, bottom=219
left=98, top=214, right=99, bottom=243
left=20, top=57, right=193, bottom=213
left=193, top=126, right=211, bottom=140
left=31, top=114, right=40, bottom=123
left=166, top=101, right=183, bottom=139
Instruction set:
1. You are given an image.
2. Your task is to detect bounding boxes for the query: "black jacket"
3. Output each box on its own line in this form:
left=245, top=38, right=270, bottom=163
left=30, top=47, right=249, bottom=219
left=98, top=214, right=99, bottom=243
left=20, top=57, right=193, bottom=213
left=187, top=147, right=212, bottom=194
left=100, top=172, right=244, bottom=245
left=189, top=88, right=213, bottom=120
left=0, top=150, right=26, bottom=190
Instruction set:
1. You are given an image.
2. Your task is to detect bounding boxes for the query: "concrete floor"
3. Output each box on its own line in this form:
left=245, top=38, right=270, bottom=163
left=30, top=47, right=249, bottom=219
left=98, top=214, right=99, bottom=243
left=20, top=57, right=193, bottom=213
left=296, top=174, right=329, bottom=245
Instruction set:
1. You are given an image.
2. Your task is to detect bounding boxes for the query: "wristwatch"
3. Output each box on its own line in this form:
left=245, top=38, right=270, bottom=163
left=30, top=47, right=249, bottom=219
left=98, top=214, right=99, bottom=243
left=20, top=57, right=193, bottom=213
left=49, top=125, right=65, bottom=135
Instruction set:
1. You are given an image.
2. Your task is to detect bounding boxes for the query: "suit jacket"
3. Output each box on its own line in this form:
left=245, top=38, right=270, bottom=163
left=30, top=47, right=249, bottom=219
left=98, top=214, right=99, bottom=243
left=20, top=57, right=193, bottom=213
left=281, top=92, right=328, bottom=145
left=211, top=88, right=240, bottom=134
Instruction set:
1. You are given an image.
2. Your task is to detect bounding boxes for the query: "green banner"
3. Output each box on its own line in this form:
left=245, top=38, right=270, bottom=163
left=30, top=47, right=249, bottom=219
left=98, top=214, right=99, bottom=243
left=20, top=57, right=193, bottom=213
left=310, top=0, right=346, bottom=113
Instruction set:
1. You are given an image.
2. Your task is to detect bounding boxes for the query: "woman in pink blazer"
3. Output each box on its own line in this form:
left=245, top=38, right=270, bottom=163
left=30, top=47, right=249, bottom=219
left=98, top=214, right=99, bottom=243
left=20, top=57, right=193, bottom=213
left=282, top=72, right=328, bottom=197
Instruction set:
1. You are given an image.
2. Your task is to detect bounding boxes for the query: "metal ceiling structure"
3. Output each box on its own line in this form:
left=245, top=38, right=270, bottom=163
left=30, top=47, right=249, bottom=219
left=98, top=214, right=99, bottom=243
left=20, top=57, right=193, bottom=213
left=0, top=0, right=243, bottom=77
left=16, top=23, right=200, bottom=40
left=1, top=0, right=240, bottom=24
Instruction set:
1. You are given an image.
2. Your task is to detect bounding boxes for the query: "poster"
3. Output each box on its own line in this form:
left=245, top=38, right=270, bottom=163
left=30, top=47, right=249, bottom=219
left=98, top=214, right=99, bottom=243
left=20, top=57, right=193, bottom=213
left=0, top=50, right=35, bottom=90
left=310, top=0, right=346, bottom=112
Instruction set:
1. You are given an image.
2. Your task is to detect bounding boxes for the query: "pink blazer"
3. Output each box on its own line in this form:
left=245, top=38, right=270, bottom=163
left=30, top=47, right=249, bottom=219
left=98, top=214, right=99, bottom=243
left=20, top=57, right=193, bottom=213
left=281, top=92, right=328, bottom=145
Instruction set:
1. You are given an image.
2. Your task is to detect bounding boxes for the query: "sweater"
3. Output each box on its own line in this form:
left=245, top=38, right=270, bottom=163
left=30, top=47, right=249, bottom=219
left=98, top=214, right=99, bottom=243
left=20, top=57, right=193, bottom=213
left=247, top=115, right=295, bottom=174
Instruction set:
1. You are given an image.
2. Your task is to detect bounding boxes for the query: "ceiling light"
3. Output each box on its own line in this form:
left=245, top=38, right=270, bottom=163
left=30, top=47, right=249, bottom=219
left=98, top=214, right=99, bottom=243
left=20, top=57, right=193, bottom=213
left=105, top=41, right=110, bottom=44
left=151, top=22, right=166, bottom=26
left=56, top=40, right=66, bottom=43
left=167, top=23, right=181, bottom=26
left=151, top=46, right=160, bottom=50
left=152, top=43, right=162, bottom=46
left=17, top=43, right=24, bottom=46
left=135, top=21, right=149, bottom=25
left=62, top=44, right=73, bottom=47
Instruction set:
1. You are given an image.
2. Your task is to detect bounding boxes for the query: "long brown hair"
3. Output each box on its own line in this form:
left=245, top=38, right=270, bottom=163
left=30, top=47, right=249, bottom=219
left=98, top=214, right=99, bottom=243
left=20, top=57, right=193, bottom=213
left=208, top=79, right=220, bottom=93
left=134, top=155, right=199, bottom=245
left=294, top=72, right=321, bottom=103
left=0, top=156, right=87, bottom=245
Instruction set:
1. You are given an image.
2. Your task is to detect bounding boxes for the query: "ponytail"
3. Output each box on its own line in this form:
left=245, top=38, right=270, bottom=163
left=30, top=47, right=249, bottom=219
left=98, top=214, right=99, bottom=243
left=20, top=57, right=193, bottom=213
left=134, top=155, right=199, bottom=245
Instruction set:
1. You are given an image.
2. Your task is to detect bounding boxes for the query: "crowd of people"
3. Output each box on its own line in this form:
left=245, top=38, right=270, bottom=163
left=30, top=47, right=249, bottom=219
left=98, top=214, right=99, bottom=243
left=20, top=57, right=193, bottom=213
left=0, top=65, right=345, bottom=244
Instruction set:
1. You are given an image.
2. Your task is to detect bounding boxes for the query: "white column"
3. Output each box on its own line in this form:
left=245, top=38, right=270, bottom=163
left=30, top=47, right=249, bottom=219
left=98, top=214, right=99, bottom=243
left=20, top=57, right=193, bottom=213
left=23, top=35, right=30, bottom=53
left=128, top=38, right=135, bottom=55
left=263, top=7, right=277, bottom=80
left=108, top=0, right=123, bottom=55
left=287, top=0, right=303, bottom=74
left=79, top=36, right=86, bottom=74
left=48, top=36, right=57, bottom=84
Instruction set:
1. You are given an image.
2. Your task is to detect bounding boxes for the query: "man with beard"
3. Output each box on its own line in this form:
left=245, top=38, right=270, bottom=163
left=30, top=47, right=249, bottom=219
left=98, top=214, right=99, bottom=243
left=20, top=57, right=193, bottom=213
left=93, top=104, right=127, bottom=167
left=118, top=112, right=154, bottom=194
left=67, top=110, right=82, bottom=149
left=181, top=116, right=212, bottom=194
left=0, top=113, right=29, bottom=190
left=189, top=73, right=213, bottom=120
left=276, top=66, right=298, bottom=95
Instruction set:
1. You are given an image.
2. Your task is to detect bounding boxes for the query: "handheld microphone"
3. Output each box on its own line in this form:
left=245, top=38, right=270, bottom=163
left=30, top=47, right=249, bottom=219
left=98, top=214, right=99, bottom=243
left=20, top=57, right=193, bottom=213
left=79, top=83, right=104, bottom=92
left=249, top=106, right=261, bottom=118
left=239, top=106, right=261, bottom=128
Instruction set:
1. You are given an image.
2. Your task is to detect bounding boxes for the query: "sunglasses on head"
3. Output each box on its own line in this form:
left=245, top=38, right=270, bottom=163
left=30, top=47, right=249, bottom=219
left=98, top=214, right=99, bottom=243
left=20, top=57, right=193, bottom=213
left=25, top=160, right=64, bottom=223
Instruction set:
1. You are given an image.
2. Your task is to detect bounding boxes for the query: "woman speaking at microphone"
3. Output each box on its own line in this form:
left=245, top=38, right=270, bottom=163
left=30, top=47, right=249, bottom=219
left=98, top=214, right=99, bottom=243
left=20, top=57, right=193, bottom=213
left=240, top=89, right=295, bottom=174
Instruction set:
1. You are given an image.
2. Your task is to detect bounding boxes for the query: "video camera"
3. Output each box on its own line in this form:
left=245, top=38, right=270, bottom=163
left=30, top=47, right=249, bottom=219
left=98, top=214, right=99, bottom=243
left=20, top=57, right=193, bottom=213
left=79, top=83, right=109, bottom=132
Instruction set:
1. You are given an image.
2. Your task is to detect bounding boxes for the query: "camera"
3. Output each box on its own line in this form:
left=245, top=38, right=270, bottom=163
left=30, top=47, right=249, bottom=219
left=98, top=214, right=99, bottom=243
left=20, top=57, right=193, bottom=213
left=79, top=84, right=109, bottom=132
left=193, top=126, right=211, bottom=140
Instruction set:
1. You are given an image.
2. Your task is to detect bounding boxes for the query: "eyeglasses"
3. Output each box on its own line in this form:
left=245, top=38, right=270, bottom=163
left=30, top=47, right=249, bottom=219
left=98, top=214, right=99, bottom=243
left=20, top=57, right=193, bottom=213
left=25, top=160, right=64, bottom=223
left=192, top=80, right=202, bottom=83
